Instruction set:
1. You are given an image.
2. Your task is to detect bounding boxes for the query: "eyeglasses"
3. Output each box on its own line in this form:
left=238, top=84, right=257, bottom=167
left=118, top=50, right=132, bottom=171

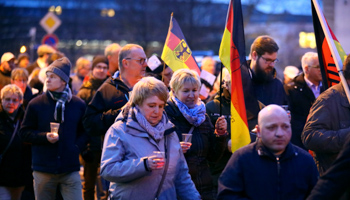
left=3, top=97, right=20, bottom=103
left=260, top=56, right=279, bottom=65
left=310, top=65, right=320, bottom=69
left=125, top=58, right=147, bottom=65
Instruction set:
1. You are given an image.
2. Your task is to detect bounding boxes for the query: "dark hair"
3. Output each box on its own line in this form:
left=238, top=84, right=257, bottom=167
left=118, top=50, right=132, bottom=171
left=250, top=35, right=279, bottom=56
left=343, top=54, right=350, bottom=80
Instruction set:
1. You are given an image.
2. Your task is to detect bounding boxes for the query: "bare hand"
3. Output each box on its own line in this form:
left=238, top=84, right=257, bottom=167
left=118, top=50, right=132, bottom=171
left=215, top=116, right=227, bottom=135
left=148, top=155, right=165, bottom=170
left=180, top=142, right=192, bottom=153
left=47, top=132, right=59, bottom=143
left=227, top=139, right=232, bottom=152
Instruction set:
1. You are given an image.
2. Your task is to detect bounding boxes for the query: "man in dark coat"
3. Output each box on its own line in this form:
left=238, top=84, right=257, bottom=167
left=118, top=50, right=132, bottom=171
left=77, top=55, right=108, bottom=200
left=20, top=57, right=88, bottom=200
left=302, top=54, right=350, bottom=176
left=83, top=44, right=148, bottom=137
left=218, top=105, right=318, bottom=200
left=285, top=52, right=323, bottom=149
left=0, top=52, right=16, bottom=91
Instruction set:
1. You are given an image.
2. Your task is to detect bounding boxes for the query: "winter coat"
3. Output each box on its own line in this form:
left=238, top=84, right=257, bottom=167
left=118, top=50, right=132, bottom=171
left=284, top=73, right=323, bottom=149
left=0, top=70, right=11, bottom=91
left=302, top=83, right=350, bottom=175
left=165, top=98, right=227, bottom=200
left=83, top=76, right=130, bottom=136
left=100, top=105, right=200, bottom=200
left=218, top=140, right=319, bottom=200
left=77, top=75, right=107, bottom=152
left=19, top=92, right=88, bottom=174
left=0, top=105, right=32, bottom=187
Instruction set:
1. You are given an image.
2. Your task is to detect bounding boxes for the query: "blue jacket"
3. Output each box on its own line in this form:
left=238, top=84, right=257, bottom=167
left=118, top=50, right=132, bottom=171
left=100, top=105, right=200, bottom=200
left=218, top=140, right=318, bottom=200
left=19, top=92, right=88, bottom=174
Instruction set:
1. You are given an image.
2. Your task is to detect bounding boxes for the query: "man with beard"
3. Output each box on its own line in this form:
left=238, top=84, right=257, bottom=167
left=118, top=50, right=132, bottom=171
left=0, top=52, right=16, bottom=91
left=249, top=35, right=287, bottom=106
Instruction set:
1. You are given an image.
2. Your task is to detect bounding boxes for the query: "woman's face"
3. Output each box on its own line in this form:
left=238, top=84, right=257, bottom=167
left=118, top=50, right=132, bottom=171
left=1, top=93, right=21, bottom=114
left=175, top=82, right=199, bottom=108
left=138, top=95, right=165, bottom=126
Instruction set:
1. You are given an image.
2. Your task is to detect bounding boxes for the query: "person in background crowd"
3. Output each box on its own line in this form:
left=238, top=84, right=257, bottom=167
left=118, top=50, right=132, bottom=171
left=0, top=52, right=16, bottom=91
left=16, top=53, right=30, bottom=69
left=145, top=55, right=173, bottom=89
left=218, top=105, right=318, bottom=200
left=0, top=85, right=32, bottom=200
left=283, top=65, right=299, bottom=86
left=28, top=52, right=64, bottom=94
left=205, top=68, right=232, bottom=193
left=19, top=57, right=88, bottom=200
left=100, top=77, right=200, bottom=199
left=165, top=68, right=228, bottom=200
left=285, top=52, right=323, bottom=150
left=77, top=55, right=109, bottom=200
left=26, top=44, right=56, bottom=75
left=201, top=56, right=217, bottom=75
left=71, top=57, right=91, bottom=95
left=302, top=54, right=350, bottom=176
left=11, top=68, right=36, bottom=108
left=104, top=43, right=121, bottom=76
left=248, top=35, right=287, bottom=106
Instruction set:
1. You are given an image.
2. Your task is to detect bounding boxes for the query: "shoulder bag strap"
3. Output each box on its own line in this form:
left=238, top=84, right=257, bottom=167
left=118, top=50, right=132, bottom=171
left=155, top=135, right=171, bottom=200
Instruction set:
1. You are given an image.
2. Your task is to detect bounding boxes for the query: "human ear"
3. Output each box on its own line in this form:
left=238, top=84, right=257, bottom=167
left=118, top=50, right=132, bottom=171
left=251, top=51, right=258, bottom=60
left=256, top=124, right=261, bottom=138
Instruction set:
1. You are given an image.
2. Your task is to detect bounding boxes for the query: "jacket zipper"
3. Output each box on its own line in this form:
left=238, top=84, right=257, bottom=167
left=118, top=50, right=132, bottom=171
left=276, top=156, right=281, bottom=200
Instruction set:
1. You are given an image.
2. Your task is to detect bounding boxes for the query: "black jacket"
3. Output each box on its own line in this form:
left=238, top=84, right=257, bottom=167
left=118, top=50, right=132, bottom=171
left=0, top=104, right=32, bottom=187
left=165, top=98, right=227, bottom=200
left=284, top=73, right=323, bottom=149
left=218, top=140, right=319, bottom=200
left=83, top=76, right=130, bottom=136
left=19, top=92, right=88, bottom=174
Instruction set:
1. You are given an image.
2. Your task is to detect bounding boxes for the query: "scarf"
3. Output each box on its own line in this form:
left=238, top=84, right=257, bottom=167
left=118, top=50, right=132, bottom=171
left=48, top=85, right=72, bottom=123
left=132, top=106, right=166, bottom=142
left=171, top=96, right=206, bottom=127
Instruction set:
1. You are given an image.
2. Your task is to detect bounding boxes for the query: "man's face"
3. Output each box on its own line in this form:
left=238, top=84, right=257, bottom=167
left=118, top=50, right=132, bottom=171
left=1, top=59, right=15, bottom=73
left=201, top=58, right=216, bottom=75
left=46, top=72, right=66, bottom=92
left=78, top=63, right=91, bottom=77
left=92, top=63, right=108, bottom=80
left=252, top=52, right=278, bottom=82
left=162, top=67, right=173, bottom=87
left=19, top=57, right=30, bottom=68
left=306, top=59, right=322, bottom=83
left=108, top=51, right=120, bottom=74
left=123, top=48, right=147, bottom=82
left=257, top=107, right=291, bottom=156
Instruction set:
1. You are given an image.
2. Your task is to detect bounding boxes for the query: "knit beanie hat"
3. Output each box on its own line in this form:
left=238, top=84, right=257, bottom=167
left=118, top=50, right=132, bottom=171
left=46, top=57, right=71, bottom=83
left=92, top=55, right=108, bottom=70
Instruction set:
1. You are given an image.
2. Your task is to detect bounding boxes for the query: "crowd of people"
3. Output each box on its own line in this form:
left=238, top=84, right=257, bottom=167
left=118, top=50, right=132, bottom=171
left=1, top=35, right=350, bottom=200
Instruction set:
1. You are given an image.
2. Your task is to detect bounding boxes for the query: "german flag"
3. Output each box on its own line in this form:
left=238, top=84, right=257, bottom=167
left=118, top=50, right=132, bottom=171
left=312, top=0, right=347, bottom=89
left=219, top=0, right=259, bottom=153
left=161, top=13, right=200, bottom=75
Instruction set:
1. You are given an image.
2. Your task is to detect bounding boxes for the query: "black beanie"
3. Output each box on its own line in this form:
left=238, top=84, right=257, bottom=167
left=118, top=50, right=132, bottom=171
left=46, top=57, right=71, bottom=83
left=92, top=55, right=108, bottom=70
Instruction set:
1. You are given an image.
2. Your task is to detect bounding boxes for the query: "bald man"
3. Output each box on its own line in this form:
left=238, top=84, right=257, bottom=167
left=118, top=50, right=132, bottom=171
left=218, top=105, right=318, bottom=200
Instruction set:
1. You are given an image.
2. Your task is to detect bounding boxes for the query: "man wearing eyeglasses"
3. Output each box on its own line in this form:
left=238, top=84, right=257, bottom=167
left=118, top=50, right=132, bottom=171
left=248, top=35, right=287, bottom=106
left=83, top=43, right=147, bottom=138
left=284, top=52, right=323, bottom=150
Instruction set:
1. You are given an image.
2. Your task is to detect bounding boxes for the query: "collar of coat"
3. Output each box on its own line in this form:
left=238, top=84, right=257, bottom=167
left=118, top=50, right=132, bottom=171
left=255, top=139, right=298, bottom=161
left=117, top=103, right=176, bottom=137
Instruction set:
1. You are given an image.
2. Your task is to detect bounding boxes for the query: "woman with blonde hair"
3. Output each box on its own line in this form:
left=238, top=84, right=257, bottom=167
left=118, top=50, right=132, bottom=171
left=100, top=76, right=200, bottom=200
left=165, top=68, right=228, bottom=200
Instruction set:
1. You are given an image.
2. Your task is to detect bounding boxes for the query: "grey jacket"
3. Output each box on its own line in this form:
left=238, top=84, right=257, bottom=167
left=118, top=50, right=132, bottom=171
left=302, top=83, right=350, bottom=175
left=100, top=106, right=200, bottom=200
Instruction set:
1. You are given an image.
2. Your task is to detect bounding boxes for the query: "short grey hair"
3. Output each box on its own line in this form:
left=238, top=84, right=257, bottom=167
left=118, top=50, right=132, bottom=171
left=104, top=43, right=121, bottom=57
left=1, top=84, right=23, bottom=103
left=129, top=76, right=168, bottom=106
left=118, top=44, right=143, bottom=71
left=169, top=68, right=201, bottom=96
left=301, top=52, right=318, bottom=73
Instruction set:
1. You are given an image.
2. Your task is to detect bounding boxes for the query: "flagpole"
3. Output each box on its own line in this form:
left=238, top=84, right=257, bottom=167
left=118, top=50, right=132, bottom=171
left=313, top=0, right=350, bottom=104
left=219, top=63, right=223, bottom=116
